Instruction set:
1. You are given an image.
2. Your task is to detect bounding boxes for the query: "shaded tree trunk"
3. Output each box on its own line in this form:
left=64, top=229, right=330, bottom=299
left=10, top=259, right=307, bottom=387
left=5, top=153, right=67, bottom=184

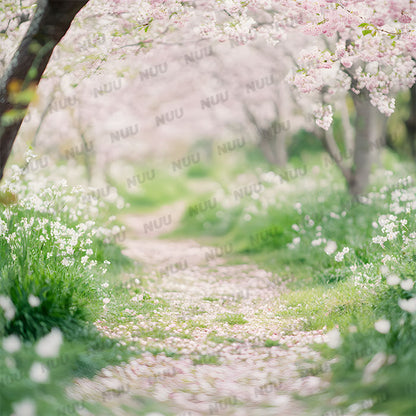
left=244, top=104, right=288, bottom=168
left=0, top=0, right=89, bottom=181
left=348, top=90, right=387, bottom=196
left=257, top=128, right=288, bottom=168
left=318, top=91, right=387, bottom=197
left=405, top=83, right=416, bottom=159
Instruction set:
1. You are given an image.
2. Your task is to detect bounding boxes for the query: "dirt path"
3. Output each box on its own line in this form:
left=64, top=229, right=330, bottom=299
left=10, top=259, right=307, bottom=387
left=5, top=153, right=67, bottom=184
left=71, top=205, right=329, bottom=416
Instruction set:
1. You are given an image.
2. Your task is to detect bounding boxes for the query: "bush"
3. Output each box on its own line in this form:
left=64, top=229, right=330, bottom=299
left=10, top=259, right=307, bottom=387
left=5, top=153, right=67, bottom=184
left=0, top=157, right=135, bottom=415
left=0, top=168, right=122, bottom=340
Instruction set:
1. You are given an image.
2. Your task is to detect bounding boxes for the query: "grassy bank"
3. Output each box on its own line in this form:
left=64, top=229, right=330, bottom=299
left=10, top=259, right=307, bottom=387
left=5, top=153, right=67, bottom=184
left=0, top=157, right=165, bottom=416
left=171, top=148, right=416, bottom=415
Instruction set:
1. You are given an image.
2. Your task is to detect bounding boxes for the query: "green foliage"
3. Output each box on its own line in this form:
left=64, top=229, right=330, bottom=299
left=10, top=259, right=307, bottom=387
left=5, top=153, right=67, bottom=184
left=0, top=168, right=138, bottom=415
left=192, top=354, right=221, bottom=365
left=115, top=168, right=191, bottom=213
left=216, top=313, right=248, bottom=326
left=264, top=339, right=281, bottom=347
left=173, top=149, right=416, bottom=414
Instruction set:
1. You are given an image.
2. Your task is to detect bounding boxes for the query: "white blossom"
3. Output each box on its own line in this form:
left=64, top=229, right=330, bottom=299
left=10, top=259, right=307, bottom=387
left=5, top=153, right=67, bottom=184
left=398, top=297, right=416, bottom=313
left=0, top=295, right=16, bottom=320
left=324, top=240, right=337, bottom=255
left=326, top=328, right=342, bottom=348
left=35, top=328, right=63, bottom=358
left=386, top=274, right=401, bottom=286
left=2, top=335, right=21, bottom=353
left=12, top=400, right=36, bottom=416
left=374, top=319, right=390, bottom=334
left=400, top=279, right=414, bottom=291
left=30, top=362, right=49, bottom=383
left=28, top=295, right=41, bottom=307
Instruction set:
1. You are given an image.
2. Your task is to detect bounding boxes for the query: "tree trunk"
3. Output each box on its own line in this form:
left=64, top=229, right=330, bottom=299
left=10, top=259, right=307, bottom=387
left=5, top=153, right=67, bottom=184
left=273, top=131, right=288, bottom=167
left=349, top=90, right=387, bottom=196
left=405, top=83, right=416, bottom=159
left=339, top=97, right=354, bottom=156
left=258, top=130, right=288, bottom=168
left=0, top=0, right=89, bottom=181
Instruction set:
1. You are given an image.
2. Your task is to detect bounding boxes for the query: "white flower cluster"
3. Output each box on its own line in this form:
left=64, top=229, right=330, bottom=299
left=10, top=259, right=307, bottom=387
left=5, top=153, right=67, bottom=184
left=334, top=247, right=350, bottom=262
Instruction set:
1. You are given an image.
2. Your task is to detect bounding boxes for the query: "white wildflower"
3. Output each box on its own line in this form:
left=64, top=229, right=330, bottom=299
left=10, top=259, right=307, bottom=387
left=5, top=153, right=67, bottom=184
left=12, top=399, right=36, bottom=416
left=35, top=328, right=63, bottom=358
left=103, top=297, right=111, bottom=305
left=334, top=252, right=344, bottom=262
left=374, top=319, right=390, bottom=334
left=61, top=258, right=73, bottom=267
left=398, top=297, right=416, bottom=313
left=372, top=235, right=387, bottom=247
left=326, top=328, right=342, bottom=348
left=292, top=224, right=300, bottom=232
left=28, top=295, right=41, bottom=307
left=386, top=274, right=401, bottom=286
left=0, top=295, right=16, bottom=320
left=30, top=362, right=49, bottom=383
left=334, top=247, right=348, bottom=262
left=400, top=279, right=414, bottom=291
left=88, top=260, right=97, bottom=268
left=3, top=335, right=21, bottom=353
left=324, top=240, right=337, bottom=255
left=112, top=225, right=121, bottom=235
left=0, top=218, right=8, bottom=235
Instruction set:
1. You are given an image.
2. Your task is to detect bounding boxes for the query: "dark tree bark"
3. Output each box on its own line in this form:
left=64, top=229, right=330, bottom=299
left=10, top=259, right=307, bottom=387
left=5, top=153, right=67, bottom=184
left=0, top=0, right=90, bottom=181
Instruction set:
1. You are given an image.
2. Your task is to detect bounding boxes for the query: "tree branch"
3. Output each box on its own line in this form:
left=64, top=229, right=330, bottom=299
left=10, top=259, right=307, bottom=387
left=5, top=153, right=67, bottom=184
left=0, top=0, right=90, bottom=181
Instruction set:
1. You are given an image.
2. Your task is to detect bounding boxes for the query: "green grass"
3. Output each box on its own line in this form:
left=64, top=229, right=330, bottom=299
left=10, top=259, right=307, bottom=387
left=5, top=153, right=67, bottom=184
left=203, top=296, right=219, bottom=302
left=216, top=313, right=248, bottom=326
left=110, top=166, right=192, bottom=213
left=264, top=339, right=281, bottom=348
left=207, top=331, right=244, bottom=344
left=169, top=148, right=416, bottom=415
left=192, top=354, right=221, bottom=366
left=277, top=281, right=379, bottom=332
left=0, top=169, right=164, bottom=415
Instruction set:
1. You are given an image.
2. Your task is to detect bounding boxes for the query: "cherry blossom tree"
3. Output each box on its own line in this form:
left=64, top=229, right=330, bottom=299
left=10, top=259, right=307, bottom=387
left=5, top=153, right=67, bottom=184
left=1, top=0, right=416, bottom=196
left=0, top=0, right=90, bottom=181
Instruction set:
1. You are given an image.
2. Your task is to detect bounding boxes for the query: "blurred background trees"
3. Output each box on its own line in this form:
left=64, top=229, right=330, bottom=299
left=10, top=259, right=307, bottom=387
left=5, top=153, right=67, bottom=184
left=1, top=0, right=415, bottom=197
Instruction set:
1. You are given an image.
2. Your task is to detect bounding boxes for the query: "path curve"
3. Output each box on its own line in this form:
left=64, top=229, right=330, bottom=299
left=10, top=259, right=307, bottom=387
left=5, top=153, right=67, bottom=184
left=71, top=205, right=329, bottom=416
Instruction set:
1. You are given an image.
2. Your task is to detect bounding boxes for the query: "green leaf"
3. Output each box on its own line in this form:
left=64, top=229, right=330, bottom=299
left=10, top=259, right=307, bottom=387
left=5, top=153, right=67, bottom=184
left=1, top=109, right=25, bottom=126
left=362, top=29, right=372, bottom=36
left=27, top=67, right=37, bottom=80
